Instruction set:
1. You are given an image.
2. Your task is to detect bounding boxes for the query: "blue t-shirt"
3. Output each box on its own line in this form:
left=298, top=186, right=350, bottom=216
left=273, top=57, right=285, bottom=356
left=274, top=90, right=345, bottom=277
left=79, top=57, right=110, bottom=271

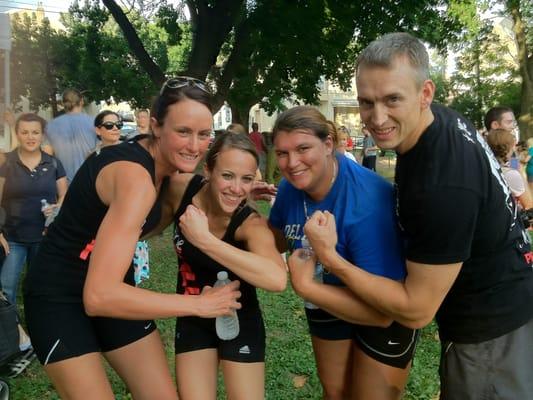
left=0, top=150, right=66, bottom=242
left=46, top=113, right=97, bottom=183
left=269, top=154, right=405, bottom=285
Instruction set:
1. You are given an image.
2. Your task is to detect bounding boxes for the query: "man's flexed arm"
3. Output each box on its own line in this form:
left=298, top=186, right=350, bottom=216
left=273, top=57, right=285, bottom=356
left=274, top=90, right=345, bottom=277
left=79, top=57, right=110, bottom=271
left=305, top=211, right=461, bottom=329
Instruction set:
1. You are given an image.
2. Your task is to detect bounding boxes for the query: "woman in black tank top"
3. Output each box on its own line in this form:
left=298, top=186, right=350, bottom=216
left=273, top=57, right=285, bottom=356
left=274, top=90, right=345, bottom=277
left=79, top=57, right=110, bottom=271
left=24, top=78, right=241, bottom=400
left=157, top=133, right=287, bottom=400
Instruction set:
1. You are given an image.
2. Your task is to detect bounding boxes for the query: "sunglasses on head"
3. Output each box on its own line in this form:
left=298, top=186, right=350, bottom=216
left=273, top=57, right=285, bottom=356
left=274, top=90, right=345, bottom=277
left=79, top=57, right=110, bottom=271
left=99, top=121, right=123, bottom=130
left=160, top=76, right=211, bottom=95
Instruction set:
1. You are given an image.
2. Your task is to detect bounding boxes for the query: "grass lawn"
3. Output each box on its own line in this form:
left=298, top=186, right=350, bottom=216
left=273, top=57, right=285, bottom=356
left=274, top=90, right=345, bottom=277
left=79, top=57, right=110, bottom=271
left=4, top=157, right=442, bottom=399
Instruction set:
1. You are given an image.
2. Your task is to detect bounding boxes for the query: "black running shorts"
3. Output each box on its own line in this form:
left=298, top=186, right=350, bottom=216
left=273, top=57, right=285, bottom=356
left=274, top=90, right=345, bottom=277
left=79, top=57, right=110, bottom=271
left=25, top=299, right=157, bottom=365
left=305, top=307, right=418, bottom=369
left=175, top=309, right=265, bottom=363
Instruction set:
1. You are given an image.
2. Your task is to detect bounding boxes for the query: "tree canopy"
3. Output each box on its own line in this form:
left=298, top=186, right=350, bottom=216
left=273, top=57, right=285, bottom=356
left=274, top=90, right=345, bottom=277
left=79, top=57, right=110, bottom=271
left=103, top=0, right=473, bottom=127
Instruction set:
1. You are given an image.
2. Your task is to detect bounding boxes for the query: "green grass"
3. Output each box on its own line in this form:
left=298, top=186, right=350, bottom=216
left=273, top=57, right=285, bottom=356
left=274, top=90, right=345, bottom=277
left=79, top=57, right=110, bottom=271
left=3, top=162, right=442, bottom=399
left=4, top=234, right=440, bottom=400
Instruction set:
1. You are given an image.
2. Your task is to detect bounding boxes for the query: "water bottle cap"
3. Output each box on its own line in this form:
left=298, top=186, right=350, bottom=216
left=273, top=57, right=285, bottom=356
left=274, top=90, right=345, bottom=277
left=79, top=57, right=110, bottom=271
left=41, top=199, right=47, bottom=205
left=217, top=271, right=228, bottom=281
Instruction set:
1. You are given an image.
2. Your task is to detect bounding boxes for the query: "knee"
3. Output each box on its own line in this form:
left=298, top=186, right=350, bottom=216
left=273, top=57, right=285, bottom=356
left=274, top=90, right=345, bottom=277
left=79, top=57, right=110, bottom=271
left=320, top=380, right=348, bottom=400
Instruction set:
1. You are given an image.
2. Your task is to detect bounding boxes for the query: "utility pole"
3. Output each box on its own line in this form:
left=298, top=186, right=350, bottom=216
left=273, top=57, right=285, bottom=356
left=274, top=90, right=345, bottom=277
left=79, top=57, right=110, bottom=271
left=0, top=13, right=11, bottom=151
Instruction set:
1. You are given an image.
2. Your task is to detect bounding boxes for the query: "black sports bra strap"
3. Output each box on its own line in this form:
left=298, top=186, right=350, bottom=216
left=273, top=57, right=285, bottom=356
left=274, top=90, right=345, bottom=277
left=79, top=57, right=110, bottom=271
left=176, top=175, right=205, bottom=217
left=225, top=204, right=255, bottom=240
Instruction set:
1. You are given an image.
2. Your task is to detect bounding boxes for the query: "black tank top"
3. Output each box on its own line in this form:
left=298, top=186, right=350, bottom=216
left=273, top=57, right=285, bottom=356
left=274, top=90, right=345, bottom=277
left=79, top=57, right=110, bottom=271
left=25, top=136, right=166, bottom=302
left=173, top=175, right=259, bottom=312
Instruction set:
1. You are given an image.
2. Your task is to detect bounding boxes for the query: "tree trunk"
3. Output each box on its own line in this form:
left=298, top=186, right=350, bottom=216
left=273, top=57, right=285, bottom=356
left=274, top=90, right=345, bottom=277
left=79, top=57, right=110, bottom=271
left=229, top=101, right=256, bottom=133
left=102, top=0, right=166, bottom=86
left=50, top=91, right=58, bottom=117
left=185, top=0, right=244, bottom=79
left=508, top=0, right=533, bottom=139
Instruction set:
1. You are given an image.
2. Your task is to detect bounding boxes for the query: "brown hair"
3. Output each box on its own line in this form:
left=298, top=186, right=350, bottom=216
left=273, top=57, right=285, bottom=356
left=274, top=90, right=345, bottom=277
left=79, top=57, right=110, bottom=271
left=205, top=131, right=258, bottom=172
left=272, top=106, right=329, bottom=142
left=62, top=88, right=83, bottom=112
left=15, top=113, right=47, bottom=133
left=486, top=128, right=516, bottom=164
left=151, top=81, right=213, bottom=127
left=226, top=123, right=247, bottom=135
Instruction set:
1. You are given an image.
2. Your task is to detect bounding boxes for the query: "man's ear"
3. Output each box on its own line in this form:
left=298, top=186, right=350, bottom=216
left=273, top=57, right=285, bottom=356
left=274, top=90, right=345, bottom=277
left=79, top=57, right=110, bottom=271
left=491, top=121, right=500, bottom=130
left=420, top=79, right=435, bottom=109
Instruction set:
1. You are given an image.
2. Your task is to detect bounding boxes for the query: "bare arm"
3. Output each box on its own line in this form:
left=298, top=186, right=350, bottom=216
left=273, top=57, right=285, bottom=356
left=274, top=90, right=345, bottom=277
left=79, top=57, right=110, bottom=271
left=0, top=170, right=8, bottom=255
left=287, top=249, right=392, bottom=327
left=179, top=205, right=287, bottom=292
left=83, top=164, right=241, bottom=319
left=517, top=189, right=533, bottom=210
left=308, top=211, right=461, bottom=329
left=55, top=177, right=68, bottom=206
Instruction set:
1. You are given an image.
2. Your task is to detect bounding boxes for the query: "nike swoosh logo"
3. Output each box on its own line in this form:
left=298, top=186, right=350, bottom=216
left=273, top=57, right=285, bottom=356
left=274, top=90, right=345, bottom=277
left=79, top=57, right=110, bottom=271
left=388, top=340, right=400, bottom=345
left=144, top=323, right=152, bottom=330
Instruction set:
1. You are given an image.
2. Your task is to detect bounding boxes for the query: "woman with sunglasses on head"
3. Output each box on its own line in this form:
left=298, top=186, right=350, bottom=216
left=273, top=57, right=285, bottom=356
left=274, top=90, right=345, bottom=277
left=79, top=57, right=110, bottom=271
left=268, top=106, right=416, bottom=400
left=154, top=132, right=286, bottom=400
left=23, top=77, right=242, bottom=400
left=93, top=110, right=123, bottom=154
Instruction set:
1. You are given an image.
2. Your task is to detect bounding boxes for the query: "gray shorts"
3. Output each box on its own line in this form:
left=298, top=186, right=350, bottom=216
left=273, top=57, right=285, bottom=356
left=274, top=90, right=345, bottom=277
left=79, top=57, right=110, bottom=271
left=439, top=317, right=533, bottom=400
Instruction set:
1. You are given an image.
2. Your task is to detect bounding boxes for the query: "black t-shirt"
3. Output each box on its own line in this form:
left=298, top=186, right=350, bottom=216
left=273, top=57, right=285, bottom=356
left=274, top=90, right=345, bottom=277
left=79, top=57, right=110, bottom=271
left=173, top=175, right=260, bottom=313
left=24, top=136, right=165, bottom=302
left=0, top=151, right=66, bottom=242
left=395, top=104, right=533, bottom=343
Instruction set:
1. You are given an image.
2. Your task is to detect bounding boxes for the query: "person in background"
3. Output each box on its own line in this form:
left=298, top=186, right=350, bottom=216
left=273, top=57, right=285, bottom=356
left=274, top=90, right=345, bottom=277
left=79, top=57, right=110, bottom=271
left=362, top=127, right=378, bottom=171
left=46, top=89, right=98, bottom=183
left=93, top=111, right=123, bottom=155
left=0, top=113, right=67, bottom=307
left=249, top=122, right=267, bottom=178
left=487, top=129, right=533, bottom=210
left=339, top=126, right=353, bottom=152
left=23, top=77, right=241, bottom=400
left=3, top=110, right=54, bottom=155
left=135, top=109, right=151, bottom=135
left=269, top=106, right=416, bottom=400
left=484, top=106, right=520, bottom=169
left=226, top=123, right=247, bottom=136
left=227, top=123, right=264, bottom=181
left=155, top=132, right=286, bottom=400
left=327, top=120, right=357, bottom=164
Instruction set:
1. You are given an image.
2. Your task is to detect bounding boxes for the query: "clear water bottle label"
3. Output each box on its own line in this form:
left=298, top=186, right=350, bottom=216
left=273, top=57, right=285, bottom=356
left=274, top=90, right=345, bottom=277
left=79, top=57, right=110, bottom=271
left=214, top=271, right=240, bottom=340
left=304, top=262, right=324, bottom=310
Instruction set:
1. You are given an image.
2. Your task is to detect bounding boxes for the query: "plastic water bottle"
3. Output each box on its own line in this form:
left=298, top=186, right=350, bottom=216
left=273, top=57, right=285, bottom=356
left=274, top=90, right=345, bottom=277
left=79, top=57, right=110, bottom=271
left=214, top=271, right=240, bottom=340
left=300, top=237, right=323, bottom=309
left=40, top=199, right=57, bottom=227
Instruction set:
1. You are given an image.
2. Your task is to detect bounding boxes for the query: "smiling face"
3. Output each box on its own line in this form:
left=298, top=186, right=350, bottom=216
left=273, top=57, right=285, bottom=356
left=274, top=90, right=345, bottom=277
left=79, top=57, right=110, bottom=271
left=16, top=121, right=43, bottom=153
left=96, top=114, right=122, bottom=146
left=356, top=56, right=435, bottom=154
left=205, top=147, right=257, bottom=214
left=274, top=129, right=334, bottom=200
left=152, top=98, right=213, bottom=173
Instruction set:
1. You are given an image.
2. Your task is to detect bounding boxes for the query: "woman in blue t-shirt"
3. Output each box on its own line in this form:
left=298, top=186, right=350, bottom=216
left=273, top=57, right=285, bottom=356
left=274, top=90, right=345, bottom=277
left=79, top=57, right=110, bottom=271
left=268, top=106, right=417, bottom=400
left=0, top=113, right=68, bottom=306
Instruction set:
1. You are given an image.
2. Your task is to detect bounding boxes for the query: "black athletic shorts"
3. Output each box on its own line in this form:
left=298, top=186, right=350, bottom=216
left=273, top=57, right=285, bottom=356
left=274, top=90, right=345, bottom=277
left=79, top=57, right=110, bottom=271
left=175, top=309, right=265, bottom=363
left=25, top=298, right=157, bottom=365
left=305, top=307, right=418, bottom=369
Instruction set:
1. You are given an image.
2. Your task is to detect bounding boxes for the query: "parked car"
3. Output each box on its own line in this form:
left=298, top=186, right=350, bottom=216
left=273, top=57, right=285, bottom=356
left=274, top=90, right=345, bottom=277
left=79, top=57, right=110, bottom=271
left=354, top=136, right=364, bottom=151
left=120, top=122, right=138, bottom=140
